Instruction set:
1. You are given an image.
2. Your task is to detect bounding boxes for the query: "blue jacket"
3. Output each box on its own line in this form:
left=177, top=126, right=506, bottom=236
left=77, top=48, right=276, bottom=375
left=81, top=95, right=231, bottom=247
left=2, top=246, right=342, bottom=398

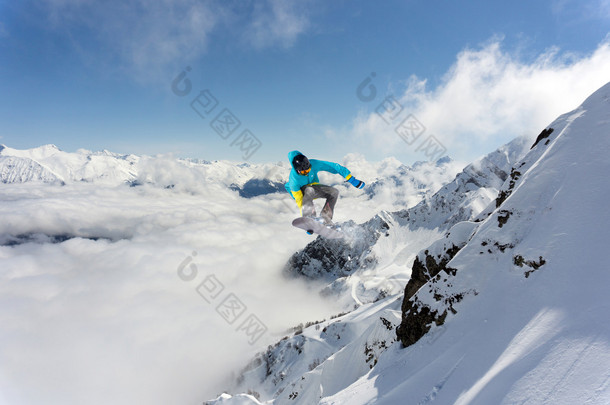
left=285, top=150, right=353, bottom=210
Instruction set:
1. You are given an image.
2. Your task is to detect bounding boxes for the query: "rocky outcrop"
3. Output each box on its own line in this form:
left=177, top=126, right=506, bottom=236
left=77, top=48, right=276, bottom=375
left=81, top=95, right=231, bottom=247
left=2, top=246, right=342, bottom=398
left=283, top=215, right=390, bottom=280
left=396, top=221, right=477, bottom=347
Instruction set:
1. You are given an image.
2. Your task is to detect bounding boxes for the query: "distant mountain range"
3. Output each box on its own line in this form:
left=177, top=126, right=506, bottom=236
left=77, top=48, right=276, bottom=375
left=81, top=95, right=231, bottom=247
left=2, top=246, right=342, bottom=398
left=0, top=143, right=462, bottom=204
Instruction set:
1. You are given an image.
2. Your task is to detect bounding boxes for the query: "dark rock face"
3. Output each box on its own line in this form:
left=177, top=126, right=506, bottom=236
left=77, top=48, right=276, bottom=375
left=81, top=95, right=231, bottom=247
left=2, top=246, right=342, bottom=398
left=497, top=210, right=512, bottom=228
left=396, top=302, right=447, bottom=348
left=403, top=245, right=461, bottom=300
left=531, top=127, right=554, bottom=149
left=514, top=255, right=547, bottom=278
left=495, top=165, right=524, bottom=208
left=396, top=245, right=461, bottom=347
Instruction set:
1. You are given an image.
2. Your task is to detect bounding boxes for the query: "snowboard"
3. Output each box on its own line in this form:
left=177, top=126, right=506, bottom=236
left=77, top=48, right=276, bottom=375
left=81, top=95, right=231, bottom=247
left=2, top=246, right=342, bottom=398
left=292, top=217, right=344, bottom=239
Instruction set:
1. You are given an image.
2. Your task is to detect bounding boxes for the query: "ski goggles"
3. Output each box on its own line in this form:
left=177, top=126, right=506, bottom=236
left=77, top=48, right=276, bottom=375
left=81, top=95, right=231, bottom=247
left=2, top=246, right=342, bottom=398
left=298, top=168, right=311, bottom=175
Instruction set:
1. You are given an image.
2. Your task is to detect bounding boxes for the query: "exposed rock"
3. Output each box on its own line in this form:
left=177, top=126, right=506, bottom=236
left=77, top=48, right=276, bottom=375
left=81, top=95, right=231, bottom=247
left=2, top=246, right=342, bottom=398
left=396, top=301, right=447, bottom=348
left=403, top=245, right=461, bottom=300
left=396, top=243, right=462, bottom=347
left=495, top=165, right=524, bottom=208
left=396, top=221, right=479, bottom=347
left=283, top=215, right=389, bottom=280
left=514, top=255, right=547, bottom=278
left=497, top=210, right=512, bottom=228
left=531, top=127, right=554, bottom=149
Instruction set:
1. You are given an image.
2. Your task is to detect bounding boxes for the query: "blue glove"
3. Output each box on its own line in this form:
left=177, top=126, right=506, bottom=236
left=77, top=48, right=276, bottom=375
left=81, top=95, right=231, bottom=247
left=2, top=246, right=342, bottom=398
left=347, top=176, right=365, bottom=189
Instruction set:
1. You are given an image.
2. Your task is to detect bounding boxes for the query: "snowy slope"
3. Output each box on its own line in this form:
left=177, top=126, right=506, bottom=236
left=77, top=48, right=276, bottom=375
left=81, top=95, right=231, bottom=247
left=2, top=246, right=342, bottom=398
left=0, top=155, right=63, bottom=184
left=217, top=295, right=403, bottom=405
left=393, top=135, right=531, bottom=230
left=208, top=82, right=610, bottom=404
left=338, top=80, right=610, bottom=405
left=0, top=144, right=139, bottom=184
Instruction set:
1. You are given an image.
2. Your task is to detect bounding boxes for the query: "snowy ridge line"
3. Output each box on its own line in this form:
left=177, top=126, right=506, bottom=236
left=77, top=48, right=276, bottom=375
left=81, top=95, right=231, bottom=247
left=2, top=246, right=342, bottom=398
left=216, top=296, right=403, bottom=405
left=385, top=82, right=610, bottom=403
left=394, top=93, right=580, bottom=349
left=391, top=135, right=531, bottom=231
left=0, top=154, right=65, bottom=184
left=208, top=82, right=610, bottom=405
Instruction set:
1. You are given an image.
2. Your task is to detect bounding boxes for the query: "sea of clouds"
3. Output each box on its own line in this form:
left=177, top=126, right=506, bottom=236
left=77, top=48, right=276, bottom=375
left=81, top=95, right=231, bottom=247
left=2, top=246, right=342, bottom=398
left=0, top=154, right=462, bottom=404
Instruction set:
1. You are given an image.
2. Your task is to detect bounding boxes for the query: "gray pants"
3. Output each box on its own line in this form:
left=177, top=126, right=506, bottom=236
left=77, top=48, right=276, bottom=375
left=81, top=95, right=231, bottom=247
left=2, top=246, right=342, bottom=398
left=301, top=184, right=339, bottom=223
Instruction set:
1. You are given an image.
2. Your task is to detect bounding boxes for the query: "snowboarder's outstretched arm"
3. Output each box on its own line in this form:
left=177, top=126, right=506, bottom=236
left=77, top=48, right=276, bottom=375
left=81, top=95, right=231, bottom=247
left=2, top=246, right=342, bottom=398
left=310, top=159, right=351, bottom=178
left=311, top=159, right=365, bottom=188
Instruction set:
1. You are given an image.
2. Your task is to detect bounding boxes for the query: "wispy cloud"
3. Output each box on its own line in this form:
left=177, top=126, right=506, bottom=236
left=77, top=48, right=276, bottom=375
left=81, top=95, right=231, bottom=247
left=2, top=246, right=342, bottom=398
left=37, top=0, right=315, bottom=83
left=350, top=37, right=610, bottom=161
left=552, top=0, right=610, bottom=21
left=244, top=0, right=313, bottom=49
left=39, top=0, right=220, bottom=82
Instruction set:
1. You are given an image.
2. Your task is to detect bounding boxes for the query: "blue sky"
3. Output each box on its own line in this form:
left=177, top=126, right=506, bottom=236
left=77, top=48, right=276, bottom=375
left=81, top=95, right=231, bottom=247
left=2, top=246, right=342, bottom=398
left=1, top=0, right=609, bottom=164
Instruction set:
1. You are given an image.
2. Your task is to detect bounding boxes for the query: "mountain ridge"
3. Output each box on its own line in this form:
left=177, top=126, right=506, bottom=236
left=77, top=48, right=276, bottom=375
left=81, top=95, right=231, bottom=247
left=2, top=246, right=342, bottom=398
left=209, top=82, right=610, bottom=405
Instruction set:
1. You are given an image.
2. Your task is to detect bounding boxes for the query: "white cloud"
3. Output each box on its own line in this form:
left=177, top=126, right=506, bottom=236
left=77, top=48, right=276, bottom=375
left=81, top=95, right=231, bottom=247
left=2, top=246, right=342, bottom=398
left=552, top=0, right=610, bottom=21
left=0, top=180, right=345, bottom=404
left=37, top=0, right=314, bottom=82
left=244, top=0, right=312, bottom=49
left=40, top=0, right=220, bottom=82
left=351, top=38, right=610, bottom=162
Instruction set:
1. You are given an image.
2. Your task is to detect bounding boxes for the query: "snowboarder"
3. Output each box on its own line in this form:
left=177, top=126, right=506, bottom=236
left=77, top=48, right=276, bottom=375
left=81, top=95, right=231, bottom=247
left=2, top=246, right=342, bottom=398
left=285, top=150, right=365, bottom=234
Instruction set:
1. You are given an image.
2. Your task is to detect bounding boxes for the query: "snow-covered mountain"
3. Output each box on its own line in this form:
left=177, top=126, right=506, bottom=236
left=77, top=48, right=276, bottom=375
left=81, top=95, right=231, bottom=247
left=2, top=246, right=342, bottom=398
left=208, top=82, right=610, bottom=404
left=0, top=143, right=275, bottom=188
left=0, top=144, right=139, bottom=185
left=0, top=144, right=460, bottom=206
